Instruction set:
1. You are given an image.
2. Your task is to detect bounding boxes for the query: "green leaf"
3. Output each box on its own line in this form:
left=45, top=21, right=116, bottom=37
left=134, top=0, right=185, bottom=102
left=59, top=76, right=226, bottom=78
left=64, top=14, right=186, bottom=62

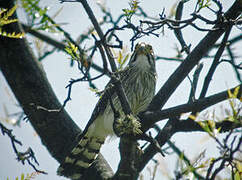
left=0, top=5, right=25, bottom=39
left=122, top=0, right=140, bottom=21
left=234, top=171, right=240, bottom=180
left=21, top=173, right=25, bottom=180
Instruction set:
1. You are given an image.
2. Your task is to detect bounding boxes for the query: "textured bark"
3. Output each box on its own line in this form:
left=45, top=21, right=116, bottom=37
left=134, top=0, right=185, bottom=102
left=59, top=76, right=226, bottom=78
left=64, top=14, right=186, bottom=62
left=114, top=137, right=140, bottom=180
left=0, top=2, right=113, bottom=180
left=0, top=21, right=79, bottom=163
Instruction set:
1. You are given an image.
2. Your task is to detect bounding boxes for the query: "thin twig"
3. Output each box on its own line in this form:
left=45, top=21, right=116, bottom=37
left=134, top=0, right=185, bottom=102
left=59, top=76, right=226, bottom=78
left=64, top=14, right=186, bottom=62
left=189, top=63, right=204, bottom=102
left=77, top=0, right=132, bottom=115
left=0, top=122, right=47, bottom=174
left=173, top=0, right=190, bottom=54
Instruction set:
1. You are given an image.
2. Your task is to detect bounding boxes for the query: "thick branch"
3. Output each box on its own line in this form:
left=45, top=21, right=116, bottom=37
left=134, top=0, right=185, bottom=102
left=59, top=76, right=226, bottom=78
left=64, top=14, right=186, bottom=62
left=114, top=137, right=140, bottom=180
left=77, top=2, right=141, bottom=179
left=138, top=115, right=241, bottom=173
left=0, top=4, right=113, bottom=179
left=0, top=24, right=79, bottom=163
left=140, top=84, right=241, bottom=132
left=138, top=1, right=242, bottom=172
left=147, top=0, right=242, bottom=111
left=176, top=119, right=241, bottom=133
left=138, top=119, right=177, bottom=172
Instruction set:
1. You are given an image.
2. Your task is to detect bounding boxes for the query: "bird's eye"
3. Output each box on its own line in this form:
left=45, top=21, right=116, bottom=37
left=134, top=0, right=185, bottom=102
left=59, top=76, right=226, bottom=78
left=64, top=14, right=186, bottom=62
left=147, top=45, right=152, bottom=50
left=135, top=43, right=141, bottom=50
left=146, top=45, right=152, bottom=51
left=146, top=45, right=154, bottom=55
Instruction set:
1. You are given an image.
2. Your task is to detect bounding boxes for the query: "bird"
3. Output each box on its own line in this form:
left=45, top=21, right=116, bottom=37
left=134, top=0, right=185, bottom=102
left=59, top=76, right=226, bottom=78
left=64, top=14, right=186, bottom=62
left=57, top=42, right=157, bottom=179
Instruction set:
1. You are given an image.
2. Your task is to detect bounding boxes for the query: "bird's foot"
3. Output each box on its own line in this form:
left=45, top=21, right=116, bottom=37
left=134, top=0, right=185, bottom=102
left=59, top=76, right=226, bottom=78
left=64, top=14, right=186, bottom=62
left=114, top=114, right=142, bottom=137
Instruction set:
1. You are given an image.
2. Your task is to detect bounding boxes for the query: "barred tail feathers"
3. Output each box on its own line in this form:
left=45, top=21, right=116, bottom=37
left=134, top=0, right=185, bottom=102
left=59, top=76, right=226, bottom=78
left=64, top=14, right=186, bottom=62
left=57, top=135, right=105, bottom=179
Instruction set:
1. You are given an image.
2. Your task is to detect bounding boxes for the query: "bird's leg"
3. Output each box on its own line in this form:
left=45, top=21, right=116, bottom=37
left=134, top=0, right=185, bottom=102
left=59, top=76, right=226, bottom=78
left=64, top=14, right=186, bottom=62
left=114, top=114, right=142, bottom=137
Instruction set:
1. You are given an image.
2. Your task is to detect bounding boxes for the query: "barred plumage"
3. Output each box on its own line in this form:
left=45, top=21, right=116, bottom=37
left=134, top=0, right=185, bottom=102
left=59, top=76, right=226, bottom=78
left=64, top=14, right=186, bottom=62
left=57, top=43, right=156, bottom=179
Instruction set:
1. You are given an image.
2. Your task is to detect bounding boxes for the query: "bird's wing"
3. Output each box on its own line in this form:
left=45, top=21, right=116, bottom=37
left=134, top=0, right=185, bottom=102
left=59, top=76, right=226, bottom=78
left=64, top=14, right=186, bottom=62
left=79, top=68, right=130, bottom=137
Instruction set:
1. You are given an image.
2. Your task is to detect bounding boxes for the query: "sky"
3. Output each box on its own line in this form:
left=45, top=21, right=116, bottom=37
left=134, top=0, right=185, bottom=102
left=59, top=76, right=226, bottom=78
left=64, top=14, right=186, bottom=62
left=0, top=0, right=241, bottom=180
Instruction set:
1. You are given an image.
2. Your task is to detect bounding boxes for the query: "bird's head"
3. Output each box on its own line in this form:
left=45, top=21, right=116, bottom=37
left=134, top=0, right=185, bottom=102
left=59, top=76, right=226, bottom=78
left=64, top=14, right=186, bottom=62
left=128, top=42, right=156, bottom=73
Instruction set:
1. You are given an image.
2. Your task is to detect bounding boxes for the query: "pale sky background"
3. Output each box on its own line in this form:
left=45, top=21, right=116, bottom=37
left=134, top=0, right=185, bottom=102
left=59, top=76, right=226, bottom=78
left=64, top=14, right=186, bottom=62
left=0, top=0, right=241, bottom=180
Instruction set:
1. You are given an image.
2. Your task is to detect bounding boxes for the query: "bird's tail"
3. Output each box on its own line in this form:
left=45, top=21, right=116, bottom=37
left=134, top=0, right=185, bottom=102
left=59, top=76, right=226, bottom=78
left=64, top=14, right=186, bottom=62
left=57, top=135, right=105, bottom=179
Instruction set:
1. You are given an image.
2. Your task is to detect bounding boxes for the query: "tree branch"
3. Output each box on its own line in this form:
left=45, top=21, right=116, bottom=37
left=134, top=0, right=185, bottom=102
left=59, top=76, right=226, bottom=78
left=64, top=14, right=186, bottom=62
left=140, top=84, right=241, bottom=132
left=78, top=0, right=133, bottom=116
left=199, top=25, right=233, bottom=99
left=153, top=125, right=205, bottom=180
left=0, top=122, right=46, bottom=174
left=138, top=118, right=177, bottom=172
left=138, top=114, right=241, bottom=173
left=147, top=0, right=242, bottom=111
left=21, top=23, right=107, bottom=76
left=173, top=0, right=190, bottom=54
left=114, top=137, right=140, bottom=180
left=0, top=3, right=113, bottom=179
left=137, top=1, right=242, bottom=172
left=75, top=2, right=141, bottom=179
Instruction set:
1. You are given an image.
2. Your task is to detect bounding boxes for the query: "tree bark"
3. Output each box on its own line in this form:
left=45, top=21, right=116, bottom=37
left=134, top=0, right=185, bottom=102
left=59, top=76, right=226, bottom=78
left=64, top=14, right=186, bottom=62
left=0, top=2, right=113, bottom=179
